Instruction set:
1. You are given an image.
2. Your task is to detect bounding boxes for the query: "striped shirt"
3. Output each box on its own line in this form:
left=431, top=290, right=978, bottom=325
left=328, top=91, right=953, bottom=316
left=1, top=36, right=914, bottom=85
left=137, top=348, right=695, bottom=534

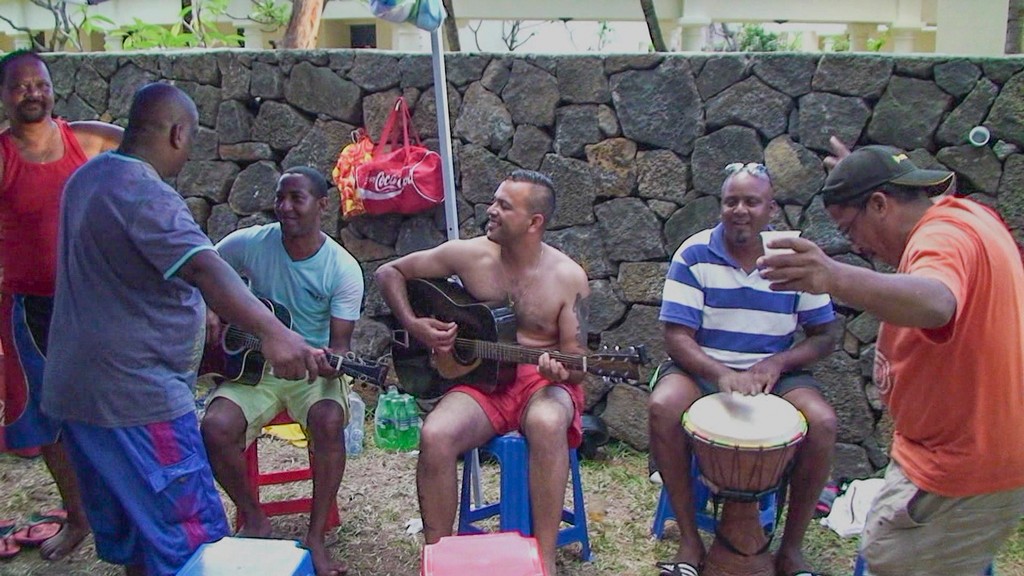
left=660, top=224, right=835, bottom=369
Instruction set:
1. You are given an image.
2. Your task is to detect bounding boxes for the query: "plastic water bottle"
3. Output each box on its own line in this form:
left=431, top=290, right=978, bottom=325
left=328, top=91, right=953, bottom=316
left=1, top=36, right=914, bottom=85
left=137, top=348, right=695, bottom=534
left=399, top=395, right=421, bottom=451
left=374, top=386, right=400, bottom=450
left=395, top=395, right=411, bottom=450
left=345, top=390, right=365, bottom=456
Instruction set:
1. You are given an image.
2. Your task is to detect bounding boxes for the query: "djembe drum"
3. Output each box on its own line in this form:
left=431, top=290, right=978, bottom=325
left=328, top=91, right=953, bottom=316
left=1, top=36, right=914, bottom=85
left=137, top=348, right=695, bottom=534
left=683, top=393, right=807, bottom=576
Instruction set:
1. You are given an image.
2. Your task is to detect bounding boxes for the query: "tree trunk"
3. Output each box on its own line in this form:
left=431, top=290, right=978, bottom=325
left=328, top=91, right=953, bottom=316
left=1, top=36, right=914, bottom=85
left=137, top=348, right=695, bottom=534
left=441, top=0, right=461, bottom=51
left=640, top=0, right=667, bottom=52
left=282, top=0, right=324, bottom=49
left=1008, top=0, right=1023, bottom=54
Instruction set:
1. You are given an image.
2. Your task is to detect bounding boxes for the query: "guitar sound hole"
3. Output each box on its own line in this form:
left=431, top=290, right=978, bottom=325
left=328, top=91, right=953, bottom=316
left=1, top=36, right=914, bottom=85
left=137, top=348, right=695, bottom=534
left=223, top=329, right=247, bottom=355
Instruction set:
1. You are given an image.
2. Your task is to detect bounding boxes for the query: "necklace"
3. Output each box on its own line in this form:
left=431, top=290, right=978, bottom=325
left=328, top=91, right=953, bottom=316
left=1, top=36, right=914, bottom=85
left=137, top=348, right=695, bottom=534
left=501, top=246, right=544, bottom=311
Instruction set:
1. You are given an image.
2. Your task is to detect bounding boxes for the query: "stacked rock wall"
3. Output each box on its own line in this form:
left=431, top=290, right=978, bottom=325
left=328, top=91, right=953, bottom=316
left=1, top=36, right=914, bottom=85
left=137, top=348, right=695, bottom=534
left=16, top=50, right=1024, bottom=479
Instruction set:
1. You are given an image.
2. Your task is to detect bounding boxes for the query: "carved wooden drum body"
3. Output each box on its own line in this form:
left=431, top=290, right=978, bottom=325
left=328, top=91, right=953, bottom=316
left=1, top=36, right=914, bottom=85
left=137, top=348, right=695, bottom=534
left=683, top=393, right=807, bottom=576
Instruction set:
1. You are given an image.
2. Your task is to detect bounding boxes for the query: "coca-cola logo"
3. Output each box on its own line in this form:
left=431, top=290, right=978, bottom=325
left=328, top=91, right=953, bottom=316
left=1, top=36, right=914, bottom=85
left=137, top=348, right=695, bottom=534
left=366, top=167, right=417, bottom=193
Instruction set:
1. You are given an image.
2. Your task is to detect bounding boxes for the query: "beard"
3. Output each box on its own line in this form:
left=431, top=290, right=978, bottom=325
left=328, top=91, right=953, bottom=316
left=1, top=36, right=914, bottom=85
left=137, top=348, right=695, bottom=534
left=15, top=101, right=50, bottom=123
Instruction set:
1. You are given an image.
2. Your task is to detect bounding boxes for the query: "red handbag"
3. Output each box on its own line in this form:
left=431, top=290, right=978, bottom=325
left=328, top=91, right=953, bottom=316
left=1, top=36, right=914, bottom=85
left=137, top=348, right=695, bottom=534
left=355, top=97, right=444, bottom=215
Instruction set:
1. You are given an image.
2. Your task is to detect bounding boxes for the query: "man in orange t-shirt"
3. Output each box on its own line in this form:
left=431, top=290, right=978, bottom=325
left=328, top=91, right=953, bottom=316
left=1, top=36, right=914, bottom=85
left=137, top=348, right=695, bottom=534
left=760, top=144, right=1024, bottom=576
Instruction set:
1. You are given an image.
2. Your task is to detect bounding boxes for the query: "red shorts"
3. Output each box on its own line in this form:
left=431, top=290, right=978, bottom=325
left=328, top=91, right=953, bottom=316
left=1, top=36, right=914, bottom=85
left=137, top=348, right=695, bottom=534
left=451, top=364, right=585, bottom=448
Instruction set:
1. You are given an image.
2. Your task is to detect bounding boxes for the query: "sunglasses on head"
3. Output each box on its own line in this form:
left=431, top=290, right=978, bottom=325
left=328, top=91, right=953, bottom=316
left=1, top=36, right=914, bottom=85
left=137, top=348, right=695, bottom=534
left=724, top=162, right=770, bottom=178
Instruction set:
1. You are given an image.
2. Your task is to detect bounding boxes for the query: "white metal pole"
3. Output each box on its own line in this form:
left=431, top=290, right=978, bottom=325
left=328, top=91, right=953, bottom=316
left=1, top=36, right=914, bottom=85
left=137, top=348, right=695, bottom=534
left=430, top=28, right=460, bottom=242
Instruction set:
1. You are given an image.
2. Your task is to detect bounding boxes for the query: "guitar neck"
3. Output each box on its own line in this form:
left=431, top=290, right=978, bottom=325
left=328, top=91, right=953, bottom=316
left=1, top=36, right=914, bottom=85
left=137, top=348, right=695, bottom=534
left=454, top=338, right=591, bottom=372
left=225, top=327, right=359, bottom=376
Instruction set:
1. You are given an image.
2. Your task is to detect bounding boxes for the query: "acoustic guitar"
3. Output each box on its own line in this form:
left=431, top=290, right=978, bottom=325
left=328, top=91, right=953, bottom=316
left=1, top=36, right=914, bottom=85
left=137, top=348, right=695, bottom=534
left=392, top=278, right=647, bottom=399
left=200, top=296, right=388, bottom=387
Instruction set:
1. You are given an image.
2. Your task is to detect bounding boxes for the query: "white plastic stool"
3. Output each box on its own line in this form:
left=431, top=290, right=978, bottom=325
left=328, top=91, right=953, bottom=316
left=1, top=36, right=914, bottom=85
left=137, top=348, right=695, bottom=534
left=177, top=537, right=314, bottom=575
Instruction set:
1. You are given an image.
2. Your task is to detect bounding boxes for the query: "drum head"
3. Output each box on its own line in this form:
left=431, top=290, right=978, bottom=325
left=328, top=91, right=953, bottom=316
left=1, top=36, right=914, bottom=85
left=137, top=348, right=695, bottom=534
left=684, top=393, right=806, bottom=448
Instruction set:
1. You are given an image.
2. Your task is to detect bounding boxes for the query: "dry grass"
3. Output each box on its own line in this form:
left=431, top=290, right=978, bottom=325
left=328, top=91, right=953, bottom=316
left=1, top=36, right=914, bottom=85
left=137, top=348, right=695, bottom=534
left=1, top=428, right=1023, bottom=576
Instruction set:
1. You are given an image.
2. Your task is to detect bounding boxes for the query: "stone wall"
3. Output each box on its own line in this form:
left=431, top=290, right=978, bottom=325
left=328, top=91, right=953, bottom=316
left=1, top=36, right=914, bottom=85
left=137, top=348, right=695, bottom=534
left=17, top=50, right=1024, bottom=480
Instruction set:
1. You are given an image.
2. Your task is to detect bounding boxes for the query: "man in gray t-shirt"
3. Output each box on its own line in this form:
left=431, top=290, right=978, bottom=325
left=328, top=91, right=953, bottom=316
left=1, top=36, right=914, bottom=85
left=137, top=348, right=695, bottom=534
left=41, top=83, right=321, bottom=576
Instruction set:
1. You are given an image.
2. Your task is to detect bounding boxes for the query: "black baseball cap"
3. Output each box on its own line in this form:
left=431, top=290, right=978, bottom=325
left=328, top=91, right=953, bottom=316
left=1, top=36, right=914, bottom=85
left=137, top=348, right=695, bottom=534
left=821, top=145, right=954, bottom=206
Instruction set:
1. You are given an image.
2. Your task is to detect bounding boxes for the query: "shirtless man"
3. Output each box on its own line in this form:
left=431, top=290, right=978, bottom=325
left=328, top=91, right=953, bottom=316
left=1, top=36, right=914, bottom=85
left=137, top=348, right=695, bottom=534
left=375, top=169, right=589, bottom=575
left=0, top=50, right=122, bottom=560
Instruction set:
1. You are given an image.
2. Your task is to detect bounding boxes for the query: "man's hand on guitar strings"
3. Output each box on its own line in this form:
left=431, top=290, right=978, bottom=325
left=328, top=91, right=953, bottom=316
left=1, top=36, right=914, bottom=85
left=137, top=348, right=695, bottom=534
left=411, top=317, right=458, bottom=353
left=538, top=352, right=570, bottom=383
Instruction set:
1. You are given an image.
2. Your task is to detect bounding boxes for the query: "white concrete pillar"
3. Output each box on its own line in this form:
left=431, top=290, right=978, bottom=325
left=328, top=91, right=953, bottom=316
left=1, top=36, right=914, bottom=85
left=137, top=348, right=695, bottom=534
left=800, top=30, right=820, bottom=52
left=240, top=23, right=268, bottom=49
left=676, top=17, right=710, bottom=52
left=848, top=23, right=875, bottom=52
left=890, top=27, right=919, bottom=53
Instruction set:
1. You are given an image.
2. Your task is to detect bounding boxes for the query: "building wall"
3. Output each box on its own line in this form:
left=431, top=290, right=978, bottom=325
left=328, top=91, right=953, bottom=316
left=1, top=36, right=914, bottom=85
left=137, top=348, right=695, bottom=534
left=6, top=50, right=1024, bottom=479
left=0, top=0, right=1012, bottom=55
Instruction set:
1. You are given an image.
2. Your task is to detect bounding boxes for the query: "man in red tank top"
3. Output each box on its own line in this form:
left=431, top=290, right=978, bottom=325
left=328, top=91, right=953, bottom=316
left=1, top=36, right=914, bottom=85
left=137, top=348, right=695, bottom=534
left=0, top=50, right=121, bottom=561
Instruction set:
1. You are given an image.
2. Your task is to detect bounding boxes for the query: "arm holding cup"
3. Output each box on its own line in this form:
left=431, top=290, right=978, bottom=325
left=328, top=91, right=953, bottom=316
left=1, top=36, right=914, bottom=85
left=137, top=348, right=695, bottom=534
left=759, top=237, right=956, bottom=328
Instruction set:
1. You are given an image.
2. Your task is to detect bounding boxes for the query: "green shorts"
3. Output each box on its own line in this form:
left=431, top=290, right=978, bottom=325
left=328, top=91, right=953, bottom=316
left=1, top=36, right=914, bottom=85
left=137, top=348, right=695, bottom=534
left=860, top=459, right=1024, bottom=575
left=209, top=366, right=350, bottom=447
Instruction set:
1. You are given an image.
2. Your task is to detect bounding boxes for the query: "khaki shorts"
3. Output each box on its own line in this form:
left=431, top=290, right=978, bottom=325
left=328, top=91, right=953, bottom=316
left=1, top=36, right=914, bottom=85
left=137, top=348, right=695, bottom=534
left=860, top=459, right=1024, bottom=576
left=209, top=366, right=350, bottom=447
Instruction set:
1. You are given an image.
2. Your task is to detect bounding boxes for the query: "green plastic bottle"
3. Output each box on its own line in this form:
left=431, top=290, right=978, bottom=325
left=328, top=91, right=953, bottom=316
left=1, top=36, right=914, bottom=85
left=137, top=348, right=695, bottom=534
left=395, top=394, right=412, bottom=451
left=397, top=394, right=421, bottom=451
left=374, top=387, right=400, bottom=450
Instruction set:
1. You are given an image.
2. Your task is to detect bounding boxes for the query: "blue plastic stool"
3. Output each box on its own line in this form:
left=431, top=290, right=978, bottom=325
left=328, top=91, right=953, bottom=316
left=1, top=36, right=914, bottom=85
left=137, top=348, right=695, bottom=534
left=177, top=537, right=314, bottom=575
left=852, top=554, right=993, bottom=575
left=651, top=458, right=779, bottom=539
left=457, top=432, right=591, bottom=561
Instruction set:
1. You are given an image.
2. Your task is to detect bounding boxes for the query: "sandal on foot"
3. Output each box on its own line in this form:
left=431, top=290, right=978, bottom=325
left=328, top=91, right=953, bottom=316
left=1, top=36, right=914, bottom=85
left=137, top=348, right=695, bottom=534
left=787, top=572, right=827, bottom=576
left=0, top=521, right=21, bottom=559
left=13, top=509, right=66, bottom=547
left=655, top=561, right=700, bottom=576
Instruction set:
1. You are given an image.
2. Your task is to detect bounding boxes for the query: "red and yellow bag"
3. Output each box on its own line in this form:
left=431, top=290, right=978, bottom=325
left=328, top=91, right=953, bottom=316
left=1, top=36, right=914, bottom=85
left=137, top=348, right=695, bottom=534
left=332, top=129, right=375, bottom=220
left=354, top=97, right=444, bottom=215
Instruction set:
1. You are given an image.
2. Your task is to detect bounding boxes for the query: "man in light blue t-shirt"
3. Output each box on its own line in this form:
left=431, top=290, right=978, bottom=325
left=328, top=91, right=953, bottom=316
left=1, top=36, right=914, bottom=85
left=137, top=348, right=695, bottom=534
left=201, top=167, right=363, bottom=576
left=648, top=164, right=841, bottom=576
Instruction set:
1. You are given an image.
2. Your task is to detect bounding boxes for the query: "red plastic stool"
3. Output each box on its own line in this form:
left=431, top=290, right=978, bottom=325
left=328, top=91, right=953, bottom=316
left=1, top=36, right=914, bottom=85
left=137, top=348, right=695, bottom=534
left=421, top=532, right=548, bottom=576
left=236, top=411, right=340, bottom=532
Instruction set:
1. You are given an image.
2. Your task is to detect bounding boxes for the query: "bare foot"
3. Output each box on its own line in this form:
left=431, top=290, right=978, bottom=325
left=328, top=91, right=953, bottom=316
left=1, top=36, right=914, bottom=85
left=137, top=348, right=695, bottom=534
left=775, top=547, right=814, bottom=576
left=666, top=539, right=705, bottom=573
left=304, top=535, right=346, bottom=576
left=234, top=514, right=274, bottom=539
left=39, top=521, right=90, bottom=561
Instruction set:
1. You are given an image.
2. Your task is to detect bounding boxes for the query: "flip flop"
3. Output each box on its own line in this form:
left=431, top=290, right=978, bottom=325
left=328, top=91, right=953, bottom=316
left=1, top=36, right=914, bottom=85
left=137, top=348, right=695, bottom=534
left=655, top=560, right=700, bottom=576
left=0, top=520, right=21, bottom=559
left=12, top=509, right=66, bottom=547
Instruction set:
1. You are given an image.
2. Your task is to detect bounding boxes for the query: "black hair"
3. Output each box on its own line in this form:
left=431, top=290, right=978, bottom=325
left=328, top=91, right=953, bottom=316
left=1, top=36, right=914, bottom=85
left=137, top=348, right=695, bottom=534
left=0, top=50, right=44, bottom=86
left=283, top=166, right=330, bottom=198
left=506, top=169, right=556, bottom=223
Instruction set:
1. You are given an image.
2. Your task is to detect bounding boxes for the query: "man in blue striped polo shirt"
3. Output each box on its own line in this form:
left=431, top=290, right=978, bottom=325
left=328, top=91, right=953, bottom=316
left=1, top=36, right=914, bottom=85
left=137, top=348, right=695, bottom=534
left=649, top=163, right=841, bottom=576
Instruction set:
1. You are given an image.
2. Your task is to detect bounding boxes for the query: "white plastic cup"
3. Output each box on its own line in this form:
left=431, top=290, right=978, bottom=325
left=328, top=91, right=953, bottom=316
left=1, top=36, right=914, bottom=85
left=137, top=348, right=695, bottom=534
left=760, top=230, right=802, bottom=257
left=968, top=126, right=991, bottom=147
